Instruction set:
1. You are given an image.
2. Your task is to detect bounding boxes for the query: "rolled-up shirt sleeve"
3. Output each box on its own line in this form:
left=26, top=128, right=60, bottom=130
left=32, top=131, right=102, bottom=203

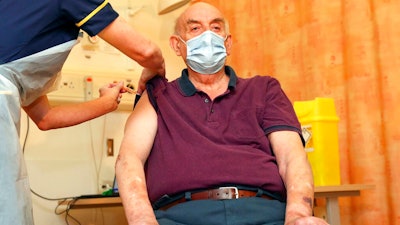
left=262, top=78, right=305, bottom=144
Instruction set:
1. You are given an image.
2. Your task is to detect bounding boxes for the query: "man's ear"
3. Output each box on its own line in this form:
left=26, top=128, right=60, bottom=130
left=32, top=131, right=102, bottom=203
left=170, top=35, right=183, bottom=56
left=225, top=34, right=233, bottom=56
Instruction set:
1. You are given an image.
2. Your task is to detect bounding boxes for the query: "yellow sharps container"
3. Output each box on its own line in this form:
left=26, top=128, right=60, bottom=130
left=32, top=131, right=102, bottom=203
left=293, top=98, right=341, bottom=186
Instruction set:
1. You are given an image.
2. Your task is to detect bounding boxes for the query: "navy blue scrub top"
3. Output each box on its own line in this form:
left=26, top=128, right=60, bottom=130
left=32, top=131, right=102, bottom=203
left=0, top=0, right=119, bottom=64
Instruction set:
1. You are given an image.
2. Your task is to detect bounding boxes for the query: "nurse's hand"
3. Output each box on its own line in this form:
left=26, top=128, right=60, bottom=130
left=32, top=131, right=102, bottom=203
left=137, top=67, right=166, bottom=94
left=99, top=81, right=125, bottom=107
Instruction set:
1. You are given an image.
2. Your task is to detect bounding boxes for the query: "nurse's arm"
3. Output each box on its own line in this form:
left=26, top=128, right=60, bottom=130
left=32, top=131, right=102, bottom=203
left=98, top=16, right=165, bottom=93
left=23, top=82, right=124, bottom=130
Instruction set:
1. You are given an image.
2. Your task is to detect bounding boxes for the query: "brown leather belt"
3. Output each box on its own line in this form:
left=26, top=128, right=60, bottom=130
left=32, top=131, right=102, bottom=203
left=159, top=187, right=274, bottom=211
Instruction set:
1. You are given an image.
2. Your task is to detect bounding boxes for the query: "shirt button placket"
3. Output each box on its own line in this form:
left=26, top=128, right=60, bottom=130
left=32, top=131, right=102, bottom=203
left=204, top=98, right=215, bottom=115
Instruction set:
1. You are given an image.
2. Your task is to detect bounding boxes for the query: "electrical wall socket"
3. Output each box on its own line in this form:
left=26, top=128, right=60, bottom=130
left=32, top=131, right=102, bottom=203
left=52, top=73, right=85, bottom=100
left=84, top=76, right=93, bottom=101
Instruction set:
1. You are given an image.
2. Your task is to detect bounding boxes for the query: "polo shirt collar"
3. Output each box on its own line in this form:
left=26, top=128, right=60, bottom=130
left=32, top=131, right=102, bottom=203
left=177, top=66, right=238, bottom=96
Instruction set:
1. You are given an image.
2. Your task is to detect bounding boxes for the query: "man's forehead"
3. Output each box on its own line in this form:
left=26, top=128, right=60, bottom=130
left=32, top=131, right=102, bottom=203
left=176, top=3, right=226, bottom=33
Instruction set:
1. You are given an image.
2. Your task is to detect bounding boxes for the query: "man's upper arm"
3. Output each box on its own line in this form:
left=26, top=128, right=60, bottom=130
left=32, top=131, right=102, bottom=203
left=268, top=130, right=306, bottom=179
left=120, top=91, right=158, bottom=163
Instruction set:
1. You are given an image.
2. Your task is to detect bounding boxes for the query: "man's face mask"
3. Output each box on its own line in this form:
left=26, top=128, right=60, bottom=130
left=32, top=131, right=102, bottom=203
left=179, top=31, right=227, bottom=74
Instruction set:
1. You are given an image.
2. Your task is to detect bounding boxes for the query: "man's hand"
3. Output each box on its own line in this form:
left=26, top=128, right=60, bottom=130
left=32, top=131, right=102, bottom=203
left=286, top=216, right=330, bottom=225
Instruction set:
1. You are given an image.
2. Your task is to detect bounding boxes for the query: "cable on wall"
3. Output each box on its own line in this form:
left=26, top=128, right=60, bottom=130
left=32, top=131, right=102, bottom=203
left=22, top=114, right=83, bottom=225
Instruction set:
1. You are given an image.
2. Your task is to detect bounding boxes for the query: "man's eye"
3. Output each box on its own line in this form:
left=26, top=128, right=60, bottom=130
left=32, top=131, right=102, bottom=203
left=211, top=26, right=221, bottom=32
left=191, top=26, right=200, bottom=31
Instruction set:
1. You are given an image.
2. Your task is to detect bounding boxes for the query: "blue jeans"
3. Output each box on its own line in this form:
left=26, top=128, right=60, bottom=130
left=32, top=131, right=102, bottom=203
left=155, top=197, right=286, bottom=225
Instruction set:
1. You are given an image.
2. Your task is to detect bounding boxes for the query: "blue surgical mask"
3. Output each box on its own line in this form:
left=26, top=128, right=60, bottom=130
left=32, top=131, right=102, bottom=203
left=179, top=31, right=227, bottom=74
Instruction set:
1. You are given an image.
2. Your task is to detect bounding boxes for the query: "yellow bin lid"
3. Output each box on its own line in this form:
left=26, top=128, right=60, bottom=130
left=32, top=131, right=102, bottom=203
left=293, top=97, right=339, bottom=123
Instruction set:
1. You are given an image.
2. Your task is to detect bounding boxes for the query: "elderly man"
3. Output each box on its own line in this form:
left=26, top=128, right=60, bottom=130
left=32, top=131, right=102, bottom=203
left=116, top=2, right=328, bottom=225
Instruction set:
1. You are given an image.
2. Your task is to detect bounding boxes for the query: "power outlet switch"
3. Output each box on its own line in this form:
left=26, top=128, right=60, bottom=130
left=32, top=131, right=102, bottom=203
left=84, top=76, right=93, bottom=101
left=107, top=138, right=114, bottom=156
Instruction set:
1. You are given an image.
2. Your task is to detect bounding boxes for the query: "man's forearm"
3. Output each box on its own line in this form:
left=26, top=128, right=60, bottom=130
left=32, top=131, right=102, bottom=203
left=283, top=157, right=315, bottom=224
left=115, top=155, right=157, bottom=225
left=121, top=181, right=157, bottom=225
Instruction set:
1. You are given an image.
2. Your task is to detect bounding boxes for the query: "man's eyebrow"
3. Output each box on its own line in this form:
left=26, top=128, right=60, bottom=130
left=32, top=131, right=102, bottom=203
left=186, top=19, right=200, bottom=26
left=185, top=17, right=225, bottom=26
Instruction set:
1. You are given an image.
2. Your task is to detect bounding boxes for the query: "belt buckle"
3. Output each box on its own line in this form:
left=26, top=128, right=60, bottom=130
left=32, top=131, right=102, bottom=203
left=218, top=187, right=239, bottom=199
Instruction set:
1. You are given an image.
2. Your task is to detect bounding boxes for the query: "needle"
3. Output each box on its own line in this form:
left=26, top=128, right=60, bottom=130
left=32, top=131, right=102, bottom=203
left=124, top=87, right=136, bottom=94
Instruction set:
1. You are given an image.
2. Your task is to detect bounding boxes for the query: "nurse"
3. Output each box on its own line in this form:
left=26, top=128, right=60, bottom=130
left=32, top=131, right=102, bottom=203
left=0, top=1, right=165, bottom=225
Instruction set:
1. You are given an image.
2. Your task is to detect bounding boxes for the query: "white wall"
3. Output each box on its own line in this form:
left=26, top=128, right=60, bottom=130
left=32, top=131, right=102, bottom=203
left=23, top=111, right=130, bottom=225
left=22, top=0, right=188, bottom=224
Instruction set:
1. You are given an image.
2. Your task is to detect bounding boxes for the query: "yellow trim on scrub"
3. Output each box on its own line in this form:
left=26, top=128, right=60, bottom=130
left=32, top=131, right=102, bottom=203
left=76, top=0, right=109, bottom=27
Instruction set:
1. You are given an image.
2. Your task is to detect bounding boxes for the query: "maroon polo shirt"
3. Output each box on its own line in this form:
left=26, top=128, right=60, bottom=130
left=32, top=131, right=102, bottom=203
left=145, top=66, right=303, bottom=203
